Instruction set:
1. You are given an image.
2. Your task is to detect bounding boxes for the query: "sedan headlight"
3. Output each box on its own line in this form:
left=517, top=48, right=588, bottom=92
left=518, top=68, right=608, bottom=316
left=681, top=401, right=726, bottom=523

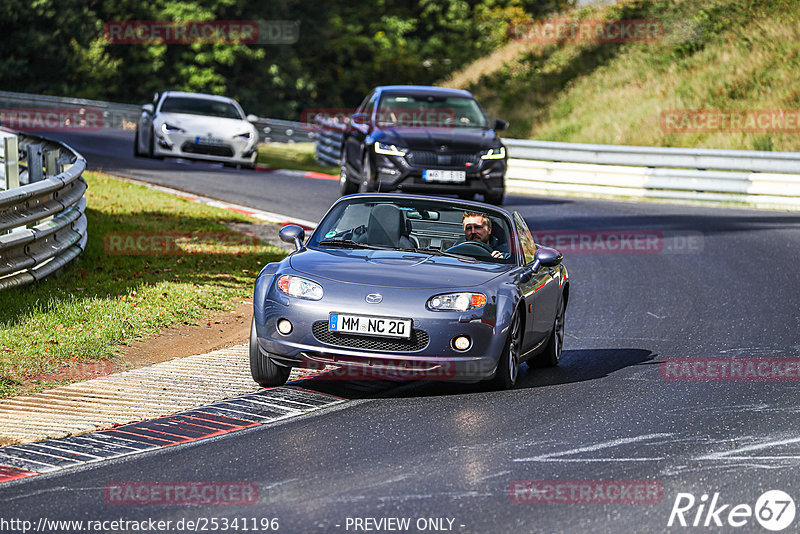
left=480, top=146, right=505, bottom=160
left=276, top=275, right=323, bottom=300
left=161, top=123, right=184, bottom=134
left=427, top=292, right=487, bottom=311
left=374, top=141, right=407, bottom=156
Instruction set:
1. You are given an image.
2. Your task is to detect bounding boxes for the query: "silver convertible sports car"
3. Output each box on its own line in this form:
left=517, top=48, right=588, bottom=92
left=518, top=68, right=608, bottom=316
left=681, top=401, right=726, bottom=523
left=250, top=194, right=569, bottom=389
left=134, top=91, right=259, bottom=168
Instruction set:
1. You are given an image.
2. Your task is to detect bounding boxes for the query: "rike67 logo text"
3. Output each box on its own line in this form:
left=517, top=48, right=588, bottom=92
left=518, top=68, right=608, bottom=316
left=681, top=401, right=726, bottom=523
left=668, top=490, right=795, bottom=531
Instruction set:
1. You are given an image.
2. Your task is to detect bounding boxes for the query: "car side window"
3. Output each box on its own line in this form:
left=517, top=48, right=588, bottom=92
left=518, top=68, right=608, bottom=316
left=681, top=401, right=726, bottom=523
left=513, top=213, right=537, bottom=265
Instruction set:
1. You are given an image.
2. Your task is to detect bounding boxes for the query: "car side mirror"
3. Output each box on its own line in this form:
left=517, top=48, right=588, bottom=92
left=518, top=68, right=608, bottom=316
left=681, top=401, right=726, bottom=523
left=279, top=224, right=306, bottom=251
left=530, top=246, right=562, bottom=273
left=142, top=104, right=154, bottom=114
left=246, top=114, right=259, bottom=123
left=493, top=118, right=508, bottom=131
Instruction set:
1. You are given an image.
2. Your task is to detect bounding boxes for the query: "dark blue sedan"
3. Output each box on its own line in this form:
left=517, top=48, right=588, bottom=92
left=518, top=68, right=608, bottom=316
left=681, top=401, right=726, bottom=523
left=250, top=194, right=568, bottom=389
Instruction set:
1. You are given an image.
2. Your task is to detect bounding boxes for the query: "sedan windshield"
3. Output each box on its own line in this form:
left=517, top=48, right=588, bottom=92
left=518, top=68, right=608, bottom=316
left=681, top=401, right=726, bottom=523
left=310, top=198, right=514, bottom=264
left=376, top=94, right=488, bottom=128
left=160, top=97, right=243, bottom=119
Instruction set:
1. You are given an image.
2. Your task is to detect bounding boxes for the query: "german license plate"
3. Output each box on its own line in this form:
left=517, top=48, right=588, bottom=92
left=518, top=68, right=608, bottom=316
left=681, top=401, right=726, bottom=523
left=329, top=313, right=412, bottom=339
left=195, top=136, right=225, bottom=145
left=423, top=169, right=466, bottom=183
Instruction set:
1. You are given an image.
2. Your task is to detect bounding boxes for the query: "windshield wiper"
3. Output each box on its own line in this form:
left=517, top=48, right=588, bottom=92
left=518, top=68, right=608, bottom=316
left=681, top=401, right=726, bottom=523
left=317, top=239, right=393, bottom=251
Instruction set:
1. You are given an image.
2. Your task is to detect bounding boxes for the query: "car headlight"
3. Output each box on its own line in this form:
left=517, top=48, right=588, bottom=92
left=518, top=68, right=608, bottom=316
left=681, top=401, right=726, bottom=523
left=276, top=275, right=323, bottom=300
left=161, top=123, right=184, bottom=134
left=480, top=146, right=505, bottom=160
left=427, top=292, right=487, bottom=311
left=374, top=141, right=407, bottom=156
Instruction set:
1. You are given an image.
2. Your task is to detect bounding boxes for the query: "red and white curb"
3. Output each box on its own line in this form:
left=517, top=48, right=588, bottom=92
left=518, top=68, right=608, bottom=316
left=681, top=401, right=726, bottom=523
left=0, top=386, right=345, bottom=484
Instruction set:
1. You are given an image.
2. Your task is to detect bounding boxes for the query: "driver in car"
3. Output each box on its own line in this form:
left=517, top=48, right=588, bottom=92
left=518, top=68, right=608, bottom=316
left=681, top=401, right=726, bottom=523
left=462, top=211, right=508, bottom=259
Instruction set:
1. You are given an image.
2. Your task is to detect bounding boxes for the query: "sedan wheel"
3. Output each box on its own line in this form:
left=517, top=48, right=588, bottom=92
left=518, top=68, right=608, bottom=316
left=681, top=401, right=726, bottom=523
left=249, top=318, right=291, bottom=387
left=491, top=309, right=522, bottom=389
left=359, top=153, right=373, bottom=192
left=339, top=155, right=357, bottom=195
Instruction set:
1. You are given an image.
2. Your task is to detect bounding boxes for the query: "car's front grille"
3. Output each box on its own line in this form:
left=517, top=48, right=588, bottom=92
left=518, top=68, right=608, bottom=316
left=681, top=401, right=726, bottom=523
left=406, top=151, right=480, bottom=168
left=181, top=142, right=234, bottom=157
left=312, top=321, right=429, bottom=352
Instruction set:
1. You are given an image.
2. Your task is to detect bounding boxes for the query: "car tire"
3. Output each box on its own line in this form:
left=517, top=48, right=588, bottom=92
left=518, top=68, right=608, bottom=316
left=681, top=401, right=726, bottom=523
left=533, top=298, right=565, bottom=368
left=486, top=190, right=505, bottom=205
left=148, top=127, right=163, bottom=160
left=133, top=128, right=144, bottom=157
left=490, top=308, right=522, bottom=390
left=359, top=152, right=373, bottom=192
left=249, top=318, right=291, bottom=387
left=339, top=154, right=357, bottom=195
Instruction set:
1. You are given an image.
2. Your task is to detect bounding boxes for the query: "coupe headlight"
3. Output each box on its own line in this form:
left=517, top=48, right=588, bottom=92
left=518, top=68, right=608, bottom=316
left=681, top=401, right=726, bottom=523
left=480, top=146, right=505, bottom=160
left=374, top=141, right=407, bottom=156
left=276, top=275, right=323, bottom=300
left=427, top=292, right=487, bottom=311
left=161, top=123, right=184, bottom=134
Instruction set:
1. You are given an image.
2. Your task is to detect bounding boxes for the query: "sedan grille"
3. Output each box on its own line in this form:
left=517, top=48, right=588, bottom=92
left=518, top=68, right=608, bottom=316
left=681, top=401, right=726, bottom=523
left=406, top=151, right=480, bottom=168
left=181, top=142, right=234, bottom=157
left=312, top=321, right=429, bottom=352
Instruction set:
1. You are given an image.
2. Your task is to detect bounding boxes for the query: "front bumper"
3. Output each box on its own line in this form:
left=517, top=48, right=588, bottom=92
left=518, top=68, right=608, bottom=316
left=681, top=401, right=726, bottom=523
left=153, top=130, right=258, bottom=165
left=254, top=282, right=511, bottom=382
left=368, top=151, right=506, bottom=196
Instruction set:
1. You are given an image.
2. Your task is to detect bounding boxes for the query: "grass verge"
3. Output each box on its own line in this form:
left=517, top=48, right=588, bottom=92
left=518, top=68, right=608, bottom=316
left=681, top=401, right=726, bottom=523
left=0, top=171, right=287, bottom=398
left=257, top=142, right=338, bottom=175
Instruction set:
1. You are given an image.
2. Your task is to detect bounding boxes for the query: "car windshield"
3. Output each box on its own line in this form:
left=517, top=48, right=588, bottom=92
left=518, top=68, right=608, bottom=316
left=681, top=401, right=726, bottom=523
left=160, top=97, right=243, bottom=119
left=310, top=198, right=515, bottom=264
left=376, top=94, right=488, bottom=128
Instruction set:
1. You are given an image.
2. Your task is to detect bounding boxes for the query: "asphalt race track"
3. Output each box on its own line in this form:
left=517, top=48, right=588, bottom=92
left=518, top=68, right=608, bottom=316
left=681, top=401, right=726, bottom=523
left=3, top=130, right=800, bottom=533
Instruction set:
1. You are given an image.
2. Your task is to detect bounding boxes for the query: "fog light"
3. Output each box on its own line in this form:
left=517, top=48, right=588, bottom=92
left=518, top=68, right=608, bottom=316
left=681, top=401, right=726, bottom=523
left=277, top=319, right=293, bottom=335
left=453, top=335, right=471, bottom=351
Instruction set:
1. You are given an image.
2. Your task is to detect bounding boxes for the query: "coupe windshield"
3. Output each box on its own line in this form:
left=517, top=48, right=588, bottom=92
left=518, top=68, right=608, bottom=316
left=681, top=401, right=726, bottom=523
left=160, top=97, right=243, bottom=119
left=376, top=94, right=488, bottom=128
left=311, top=198, right=514, bottom=264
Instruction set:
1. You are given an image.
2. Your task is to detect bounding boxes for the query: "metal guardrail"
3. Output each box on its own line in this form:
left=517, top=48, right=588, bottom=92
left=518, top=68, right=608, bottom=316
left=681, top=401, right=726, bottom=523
left=312, top=115, right=800, bottom=208
left=0, top=129, right=88, bottom=290
left=0, top=89, right=312, bottom=144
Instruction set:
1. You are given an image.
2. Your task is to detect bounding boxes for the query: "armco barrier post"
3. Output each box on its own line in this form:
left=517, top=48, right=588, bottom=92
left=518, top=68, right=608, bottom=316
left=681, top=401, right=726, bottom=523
left=3, top=135, right=19, bottom=190
left=26, top=143, right=44, bottom=183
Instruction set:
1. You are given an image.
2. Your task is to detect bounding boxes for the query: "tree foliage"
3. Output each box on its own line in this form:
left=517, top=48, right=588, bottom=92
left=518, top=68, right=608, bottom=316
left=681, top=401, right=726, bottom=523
left=0, top=0, right=573, bottom=118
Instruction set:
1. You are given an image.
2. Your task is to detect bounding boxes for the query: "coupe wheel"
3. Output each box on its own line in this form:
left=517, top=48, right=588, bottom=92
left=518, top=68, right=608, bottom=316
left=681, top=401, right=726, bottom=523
left=249, top=318, right=291, bottom=387
left=339, top=155, right=357, bottom=195
left=491, top=309, right=522, bottom=389
left=133, top=128, right=143, bottom=157
left=534, top=299, right=565, bottom=368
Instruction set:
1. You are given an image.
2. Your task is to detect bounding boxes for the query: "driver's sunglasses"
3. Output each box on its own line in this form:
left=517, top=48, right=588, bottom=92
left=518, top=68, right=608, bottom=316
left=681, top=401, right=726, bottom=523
left=464, top=224, right=487, bottom=232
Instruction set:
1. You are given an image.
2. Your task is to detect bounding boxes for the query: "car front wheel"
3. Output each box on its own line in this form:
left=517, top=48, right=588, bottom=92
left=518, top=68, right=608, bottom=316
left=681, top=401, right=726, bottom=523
left=534, top=298, right=565, bottom=368
left=359, top=152, right=374, bottom=192
left=249, top=318, right=291, bottom=387
left=339, top=154, right=357, bottom=195
left=490, top=309, right=522, bottom=389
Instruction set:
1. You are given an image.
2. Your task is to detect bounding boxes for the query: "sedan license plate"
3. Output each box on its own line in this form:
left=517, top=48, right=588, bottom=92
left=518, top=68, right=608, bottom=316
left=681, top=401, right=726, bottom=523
left=329, top=313, right=412, bottom=339
left=423, top=169, right=466, bottom=183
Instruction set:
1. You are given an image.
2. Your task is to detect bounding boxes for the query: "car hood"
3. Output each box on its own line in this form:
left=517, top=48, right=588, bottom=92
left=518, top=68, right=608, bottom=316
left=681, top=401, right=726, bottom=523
left=156, top=113, right=254, bottom=135
left=376, top=127, right=498, bottom=151
left=289, top=248, right=511, bottom=289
